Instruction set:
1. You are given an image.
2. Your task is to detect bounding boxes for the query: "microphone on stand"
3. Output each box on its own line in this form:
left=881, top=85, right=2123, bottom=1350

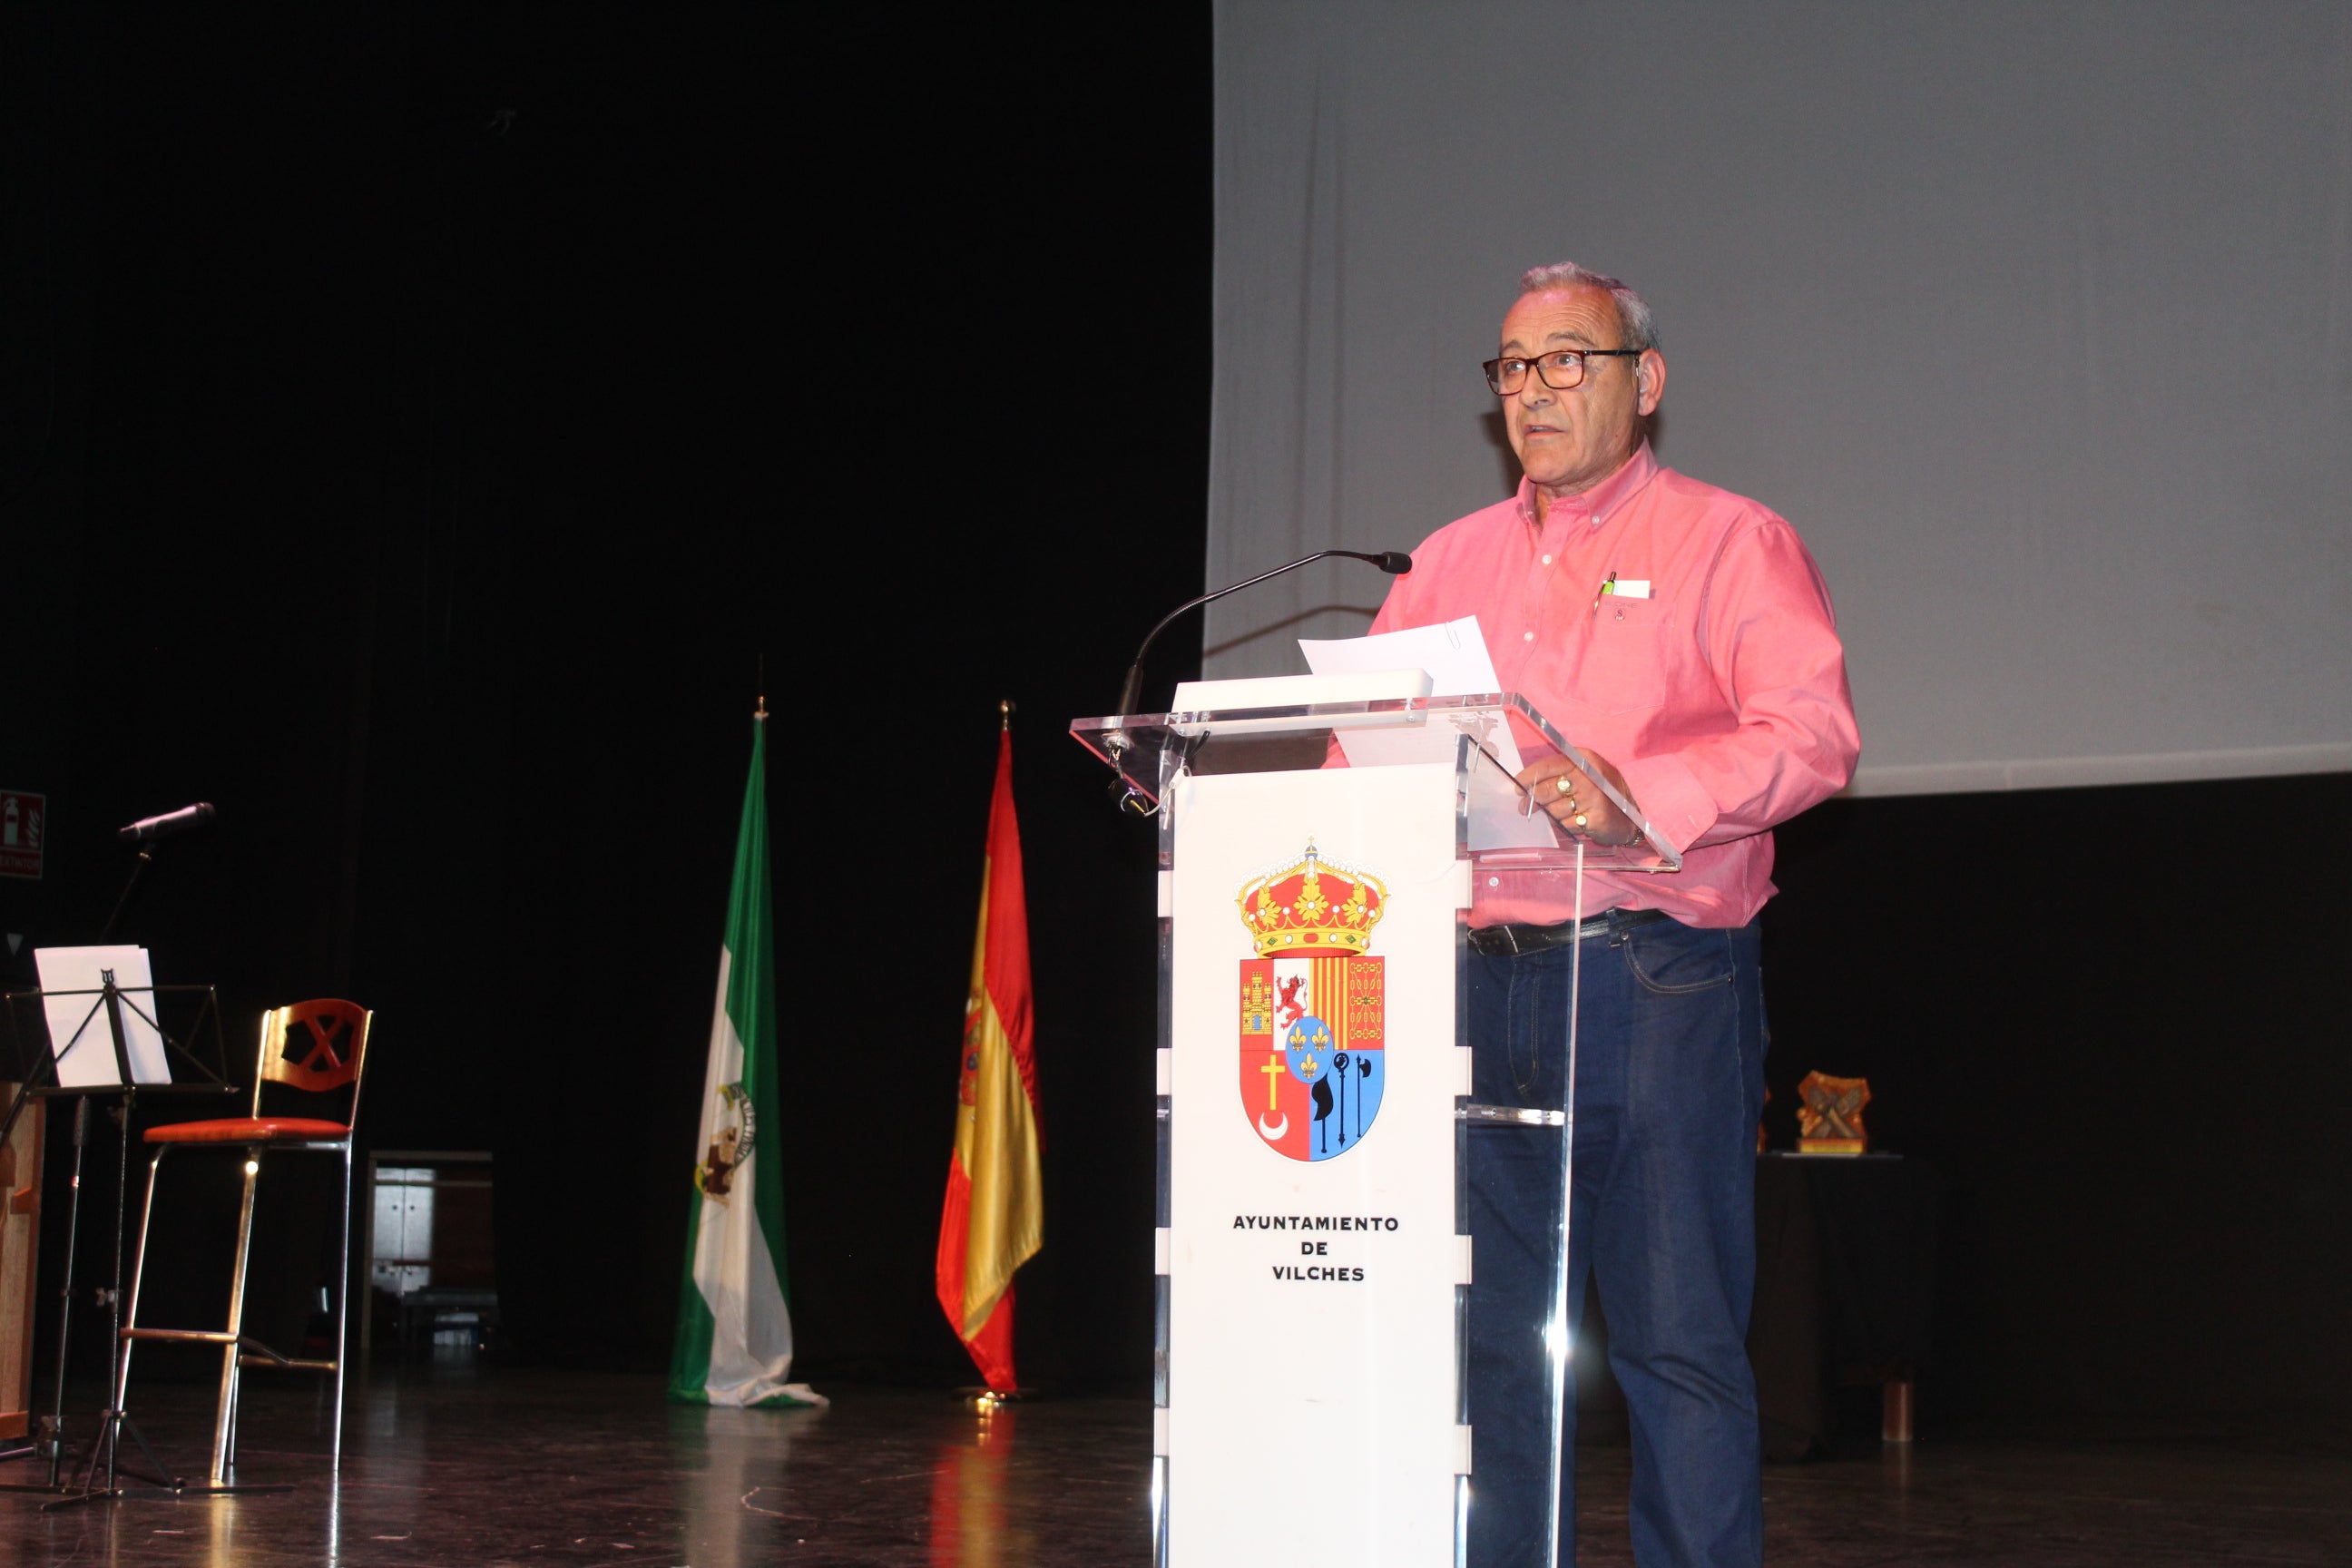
left=102, top=802, right=218, bottom=940
left=1105, top=549, right=1413, bottom=756
left=115, top=802, right=218, bottom=844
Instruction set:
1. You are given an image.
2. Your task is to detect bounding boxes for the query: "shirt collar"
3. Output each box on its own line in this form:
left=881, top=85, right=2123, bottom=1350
left=1516, top=441, right=1660, bottom=532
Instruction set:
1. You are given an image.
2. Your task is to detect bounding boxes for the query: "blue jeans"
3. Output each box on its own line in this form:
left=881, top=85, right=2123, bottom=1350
left=1466, top=914, right=1766, bottom=1568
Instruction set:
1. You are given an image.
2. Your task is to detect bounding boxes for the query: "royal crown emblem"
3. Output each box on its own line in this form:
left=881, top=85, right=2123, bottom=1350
left=1237, top=841, right=1388, bottom=1162
left=1236, top=841, right=1387, bottom=957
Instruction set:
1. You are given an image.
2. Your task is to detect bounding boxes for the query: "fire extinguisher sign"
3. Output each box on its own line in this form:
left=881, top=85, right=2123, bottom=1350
left=0, top=790, right=44, bottom=879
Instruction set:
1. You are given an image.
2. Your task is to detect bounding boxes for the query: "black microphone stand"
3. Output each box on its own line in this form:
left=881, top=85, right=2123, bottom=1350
left=98, top=848, right=157, bottom=947
left=95, top=806, right=214, bottom=943
left=1104, top=548, right=1412, bottom=766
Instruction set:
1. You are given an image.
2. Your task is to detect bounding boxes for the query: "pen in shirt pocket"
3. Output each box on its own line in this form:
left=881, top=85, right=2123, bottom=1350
left=1591, top=570, right=1616, bottom=616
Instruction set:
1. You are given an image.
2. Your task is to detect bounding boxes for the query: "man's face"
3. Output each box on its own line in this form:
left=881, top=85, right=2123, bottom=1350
left=1498, top=286, right=1664, bottom=499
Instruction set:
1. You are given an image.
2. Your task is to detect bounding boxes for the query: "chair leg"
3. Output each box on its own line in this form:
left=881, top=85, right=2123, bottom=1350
left=211, top=1148, right=264, bottom=1487
left=113, top=1148, right=170, bottom=1436
left=330, top=1143, right=354, bottom=1472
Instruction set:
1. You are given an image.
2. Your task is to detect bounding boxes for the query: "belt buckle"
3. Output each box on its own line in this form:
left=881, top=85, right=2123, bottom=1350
left=1470, top=924, right=1522, bottom=956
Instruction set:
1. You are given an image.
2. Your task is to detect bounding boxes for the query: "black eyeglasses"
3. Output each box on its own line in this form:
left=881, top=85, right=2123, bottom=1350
left=1483, top=348, right=1642, bottom=395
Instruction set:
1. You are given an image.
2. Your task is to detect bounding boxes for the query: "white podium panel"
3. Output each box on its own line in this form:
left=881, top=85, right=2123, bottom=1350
left=1164, top=761, right=1466, bottom=1566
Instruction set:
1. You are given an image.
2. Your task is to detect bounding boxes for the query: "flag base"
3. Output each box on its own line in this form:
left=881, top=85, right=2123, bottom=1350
left=954, top=1386, right=1038, bottom=1409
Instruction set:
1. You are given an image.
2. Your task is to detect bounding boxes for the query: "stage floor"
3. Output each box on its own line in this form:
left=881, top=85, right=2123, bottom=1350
left=2, top=1366, right=2347, bottom=1565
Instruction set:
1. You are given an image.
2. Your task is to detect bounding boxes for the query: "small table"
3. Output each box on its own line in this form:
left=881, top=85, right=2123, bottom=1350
left=1749, top=1152, right=1943, bottom=1458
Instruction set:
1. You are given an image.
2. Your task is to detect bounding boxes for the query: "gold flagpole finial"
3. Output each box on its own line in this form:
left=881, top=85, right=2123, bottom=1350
left=999, top=698, right=1014, bottom=731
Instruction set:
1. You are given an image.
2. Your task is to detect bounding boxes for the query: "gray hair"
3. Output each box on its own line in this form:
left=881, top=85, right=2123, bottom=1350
left=1517, top=261, right=1660, bottom=355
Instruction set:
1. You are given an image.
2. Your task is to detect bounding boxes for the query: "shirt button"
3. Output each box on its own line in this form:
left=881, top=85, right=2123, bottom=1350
left=1487, top=877, right=1500, bottom=887
left=1523, top=631, right=1534, bottom=642
left=1541, top=554, right=1553, bottom=565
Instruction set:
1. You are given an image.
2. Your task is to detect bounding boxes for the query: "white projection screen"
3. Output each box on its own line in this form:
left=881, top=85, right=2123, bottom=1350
left=1205, top=2, right=2352, bottom=795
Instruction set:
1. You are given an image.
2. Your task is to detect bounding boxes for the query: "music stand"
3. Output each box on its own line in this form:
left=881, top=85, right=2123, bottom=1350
left=0, top=955, right=235, bottom=1505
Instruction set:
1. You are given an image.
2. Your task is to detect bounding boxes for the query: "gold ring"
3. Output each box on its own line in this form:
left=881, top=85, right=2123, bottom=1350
left=1555, top=775, right=1574, bottom=796
left=1573, top=813, right=1589, bottom=828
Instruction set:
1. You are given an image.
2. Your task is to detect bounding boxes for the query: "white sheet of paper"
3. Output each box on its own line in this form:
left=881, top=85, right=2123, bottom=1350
left=34, top=946, right=173, bottom=1087
left=1301, top=615, right=1502, bottom=698
left=1298, top=617, right=1560, bottom=849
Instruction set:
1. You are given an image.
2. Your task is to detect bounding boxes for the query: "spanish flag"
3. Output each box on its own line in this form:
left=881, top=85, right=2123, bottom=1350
left=936, top=716, right=1044, bottom=1391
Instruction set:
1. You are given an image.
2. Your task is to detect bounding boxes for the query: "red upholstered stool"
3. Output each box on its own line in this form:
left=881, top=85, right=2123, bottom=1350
left=146, top=1116, right=352, bottom=1145
left=115, top=999, right=373, bottom=1490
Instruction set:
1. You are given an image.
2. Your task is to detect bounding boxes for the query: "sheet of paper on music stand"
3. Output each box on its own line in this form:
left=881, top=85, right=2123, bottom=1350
left=33, top=946, right=172, bottom=1087
left=1298, top=616, right=1559, bottom=850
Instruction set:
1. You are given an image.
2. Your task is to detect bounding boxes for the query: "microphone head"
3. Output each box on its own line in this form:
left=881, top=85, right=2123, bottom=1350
left=117, top=801, right=219, bottom=844
left=1377, top=551, right=1413, bottom=574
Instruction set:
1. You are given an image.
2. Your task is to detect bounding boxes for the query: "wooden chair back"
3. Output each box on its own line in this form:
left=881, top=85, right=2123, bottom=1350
left=250, top=1000, right=373, bottom=1118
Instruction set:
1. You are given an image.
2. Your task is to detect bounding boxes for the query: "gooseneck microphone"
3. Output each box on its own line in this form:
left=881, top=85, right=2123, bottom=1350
left=1106, top=548, right=1413, bottom=755
left=116, top=802, right=218, bottom=844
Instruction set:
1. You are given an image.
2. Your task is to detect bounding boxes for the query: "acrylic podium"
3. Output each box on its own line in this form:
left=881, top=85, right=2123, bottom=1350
left=1072, top=673, right=1681, bottom=1568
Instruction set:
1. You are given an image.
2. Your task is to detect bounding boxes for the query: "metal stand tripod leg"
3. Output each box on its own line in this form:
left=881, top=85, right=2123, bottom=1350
left=48, top=1098, right=88, bottom=1491
left=88, top=1146, right=179, bottom=1496
left=40, top=1096, right=179, bottom=1508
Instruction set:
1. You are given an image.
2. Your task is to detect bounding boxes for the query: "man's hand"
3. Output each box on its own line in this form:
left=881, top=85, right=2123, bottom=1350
left=1514, top=750, right=1644, bottom=847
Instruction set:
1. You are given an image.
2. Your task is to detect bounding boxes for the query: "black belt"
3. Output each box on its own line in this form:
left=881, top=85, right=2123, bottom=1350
left=1466, top=906, right=1671, bottom=956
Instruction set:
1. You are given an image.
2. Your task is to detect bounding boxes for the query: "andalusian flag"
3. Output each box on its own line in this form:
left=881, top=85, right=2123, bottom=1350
left=669, top=711, right=822, bottom=1408
left=936, top=718, right=1044, bottom=1391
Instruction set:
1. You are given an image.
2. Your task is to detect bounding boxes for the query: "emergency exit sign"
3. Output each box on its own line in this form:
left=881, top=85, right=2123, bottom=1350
left=0, top=790, right=44, bottom=879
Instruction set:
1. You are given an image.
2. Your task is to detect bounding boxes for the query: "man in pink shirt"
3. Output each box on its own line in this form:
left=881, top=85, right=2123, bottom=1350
left=1368, top=263, right=1858, bottom=1567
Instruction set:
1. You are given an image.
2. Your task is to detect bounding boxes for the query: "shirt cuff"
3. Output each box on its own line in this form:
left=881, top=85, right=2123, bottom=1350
left=1618, top=751, right=1720, bottom=858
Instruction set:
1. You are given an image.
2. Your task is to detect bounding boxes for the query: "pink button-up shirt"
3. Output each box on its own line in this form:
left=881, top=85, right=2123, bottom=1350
left=1367, top=444, right=1859, bottom=929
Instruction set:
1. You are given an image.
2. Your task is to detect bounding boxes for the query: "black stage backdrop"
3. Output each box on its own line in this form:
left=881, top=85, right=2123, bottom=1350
left=2, top=5, right=2347, bottom=1422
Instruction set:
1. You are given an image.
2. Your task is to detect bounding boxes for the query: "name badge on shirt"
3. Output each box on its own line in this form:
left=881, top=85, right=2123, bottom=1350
left=1605, top=578, right=1652, bottom=600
